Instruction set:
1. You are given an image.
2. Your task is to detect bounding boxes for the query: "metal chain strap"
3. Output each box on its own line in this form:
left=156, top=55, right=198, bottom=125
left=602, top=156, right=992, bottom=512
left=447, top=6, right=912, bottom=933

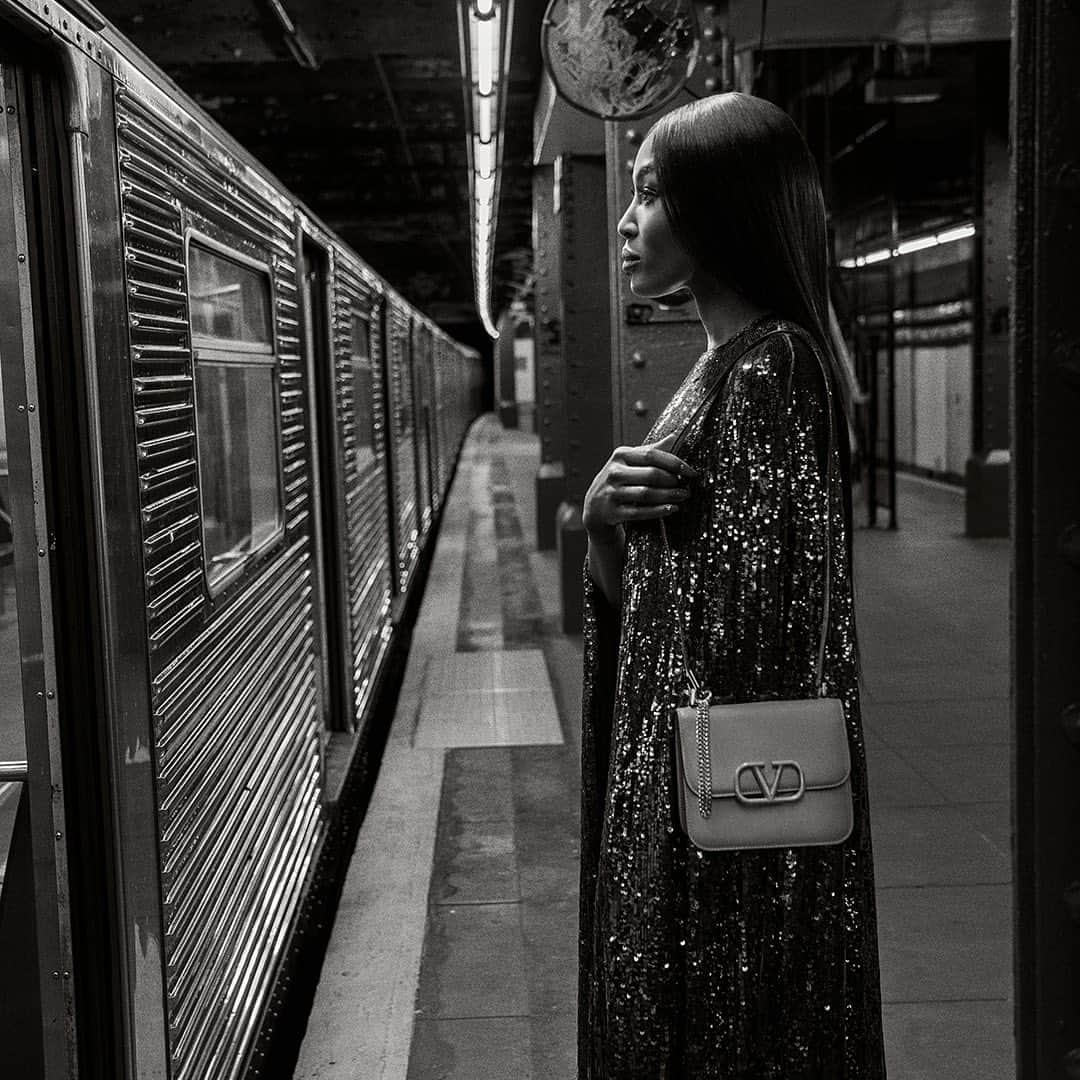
left=695, top=691, right=713, bottom=818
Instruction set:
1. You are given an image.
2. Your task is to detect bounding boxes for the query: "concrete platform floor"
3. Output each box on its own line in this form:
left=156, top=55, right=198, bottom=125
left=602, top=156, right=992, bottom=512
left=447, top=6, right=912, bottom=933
left=294, top=416, right=1013, bottom=1080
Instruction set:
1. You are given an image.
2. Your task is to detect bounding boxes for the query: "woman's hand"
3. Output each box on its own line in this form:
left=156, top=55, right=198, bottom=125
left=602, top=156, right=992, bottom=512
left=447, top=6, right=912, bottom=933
left=583, top=432, right=699, bottom=544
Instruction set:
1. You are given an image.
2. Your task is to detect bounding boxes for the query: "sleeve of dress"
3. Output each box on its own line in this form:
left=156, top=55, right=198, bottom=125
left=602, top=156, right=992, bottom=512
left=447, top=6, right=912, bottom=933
left=695, top=333, right=833, bottom=702
left=578, top=558, right=620, bottom=1032
left=579, top=557, right=619, bottom=881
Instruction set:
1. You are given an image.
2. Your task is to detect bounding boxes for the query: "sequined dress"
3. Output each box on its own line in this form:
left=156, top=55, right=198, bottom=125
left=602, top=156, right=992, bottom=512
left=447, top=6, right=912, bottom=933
left=579, top=316, right=886, bottom=1079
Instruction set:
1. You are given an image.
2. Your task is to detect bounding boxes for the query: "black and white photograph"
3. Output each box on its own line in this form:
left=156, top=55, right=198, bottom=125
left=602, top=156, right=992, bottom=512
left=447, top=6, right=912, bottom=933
left=0, top=0, right=1067, bottom=1077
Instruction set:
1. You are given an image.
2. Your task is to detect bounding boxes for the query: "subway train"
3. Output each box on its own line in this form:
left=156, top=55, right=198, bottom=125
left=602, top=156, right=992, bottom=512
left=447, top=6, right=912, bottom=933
left=0, top=1, right=483, bottom=1078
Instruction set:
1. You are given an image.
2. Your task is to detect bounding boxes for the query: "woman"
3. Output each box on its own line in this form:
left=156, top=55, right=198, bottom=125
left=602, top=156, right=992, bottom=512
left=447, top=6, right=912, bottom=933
left=579, top=93, right=886, bottom=1078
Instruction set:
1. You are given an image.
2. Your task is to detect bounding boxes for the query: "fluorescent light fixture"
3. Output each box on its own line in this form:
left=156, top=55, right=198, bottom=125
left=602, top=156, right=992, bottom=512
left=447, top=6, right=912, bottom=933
left=478, top=95, right=493, bottom=142
left=895, top=234, right=940, bottom=256
left=935, top=223, right=976, bottom=244
left=839, top=221, right=976, bottom=269
left=862, top=248, right=892, bottom=265
left=460, top=0, right=511, bottom=339
left=475, top=173, right=496, bottom=205
left=475, top=139, right=495, bottom=179
left=477, top=18, right=495, bottom=94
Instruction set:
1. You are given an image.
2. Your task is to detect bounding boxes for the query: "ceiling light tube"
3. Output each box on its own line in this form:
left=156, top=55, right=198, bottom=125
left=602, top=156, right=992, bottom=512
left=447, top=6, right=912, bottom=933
left=476, top=18, right=495, bottom=94
left=839, top=221, right=976, bottom=268
left=935, top=223, right=976, bottom=244
left=475, top=139, right=495, bottom=179
left=477, top=95, right=493, bottom=143
left=475, top=173, right=496, bottom=205
left=895, top=234, right=940, bottom=256
left=476, top=0, right=495, bottom=15
left=862, top=248, right=892, bottom=265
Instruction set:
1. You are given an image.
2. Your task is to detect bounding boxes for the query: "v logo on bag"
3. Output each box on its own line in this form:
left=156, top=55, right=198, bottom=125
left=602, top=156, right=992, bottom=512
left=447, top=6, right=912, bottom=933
left=734, top=760, right=806, bottom=805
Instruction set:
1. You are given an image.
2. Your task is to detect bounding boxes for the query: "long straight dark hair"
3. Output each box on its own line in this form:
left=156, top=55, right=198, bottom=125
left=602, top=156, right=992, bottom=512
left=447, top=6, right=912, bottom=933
left=652, top=93, right=841, bottom=400
left=651, top=91, right=857, bottom=552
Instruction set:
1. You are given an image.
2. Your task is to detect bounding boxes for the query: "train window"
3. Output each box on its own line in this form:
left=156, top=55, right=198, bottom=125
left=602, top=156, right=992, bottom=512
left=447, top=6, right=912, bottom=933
left=188, top=241, right=282, bottom=594
left=349, top=312, right=375, bottom=466
left=189, top=245, right=272, bottom=343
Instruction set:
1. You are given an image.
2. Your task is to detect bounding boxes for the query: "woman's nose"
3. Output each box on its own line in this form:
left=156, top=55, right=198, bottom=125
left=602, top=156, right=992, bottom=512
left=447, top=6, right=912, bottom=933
left=617, top=204, right=637, bottom=239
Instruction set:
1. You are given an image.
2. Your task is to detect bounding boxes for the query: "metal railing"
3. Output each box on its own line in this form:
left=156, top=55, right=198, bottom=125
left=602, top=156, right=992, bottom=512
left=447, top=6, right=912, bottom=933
left=0, top=761, right=28, bottom=783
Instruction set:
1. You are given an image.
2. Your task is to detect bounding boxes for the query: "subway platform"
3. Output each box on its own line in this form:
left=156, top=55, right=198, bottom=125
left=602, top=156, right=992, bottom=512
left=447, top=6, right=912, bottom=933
left=294, top=415, right=1013, bottom=1080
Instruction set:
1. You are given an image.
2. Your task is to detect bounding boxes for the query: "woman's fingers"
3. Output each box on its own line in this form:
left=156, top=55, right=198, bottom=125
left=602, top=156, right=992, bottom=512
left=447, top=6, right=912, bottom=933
left=611, top=485, right=690, bottom=506
left=620, top=439, right=700, bottom=479
left=614, top=502, right=681, bottom=521
left=613, top=464, right=685, bottom=489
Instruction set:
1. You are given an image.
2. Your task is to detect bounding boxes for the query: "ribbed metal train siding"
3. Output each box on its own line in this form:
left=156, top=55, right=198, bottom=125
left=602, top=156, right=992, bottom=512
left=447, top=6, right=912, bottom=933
left=333, top=256, right=393, bottom=722
left=418, top=325, right=440, bottom=520
left=115, top=88, right=323, bottom=1080
left=412, top=322, right=434, bottom=530
left=386, top=298, right=419, bottom=592
left=433, top=337, right=452, bottom=497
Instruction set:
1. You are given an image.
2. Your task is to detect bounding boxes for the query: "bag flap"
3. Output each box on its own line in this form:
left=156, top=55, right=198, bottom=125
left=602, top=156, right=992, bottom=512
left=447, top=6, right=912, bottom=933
left=675, top=697, right=850, bottom=799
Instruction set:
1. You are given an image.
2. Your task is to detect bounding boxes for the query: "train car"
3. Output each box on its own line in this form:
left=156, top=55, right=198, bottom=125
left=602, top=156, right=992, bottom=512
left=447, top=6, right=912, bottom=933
left=0, top=2, right=480, bottom=1078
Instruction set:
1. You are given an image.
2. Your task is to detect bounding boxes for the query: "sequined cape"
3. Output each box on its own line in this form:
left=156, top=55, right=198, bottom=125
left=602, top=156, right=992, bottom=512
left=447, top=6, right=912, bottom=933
left=579, top=316, right=886, bottom=1079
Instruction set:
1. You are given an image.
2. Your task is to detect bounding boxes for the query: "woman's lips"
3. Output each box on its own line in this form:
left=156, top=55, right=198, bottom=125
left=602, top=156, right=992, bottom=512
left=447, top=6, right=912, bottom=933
left=621, top=255, right=640, bottom=270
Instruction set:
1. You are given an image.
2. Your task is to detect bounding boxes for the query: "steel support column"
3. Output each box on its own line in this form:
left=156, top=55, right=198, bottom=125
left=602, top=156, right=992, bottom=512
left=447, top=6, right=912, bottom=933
left=495, top=309, right=519, bottom=429
left=556, top=154, right=612, bottom=633
left=532, top=163, right=566, bottom=550
left=967, top=43, right=1011, bottom=538
left=1012, top=0, right=1080, bottom=1075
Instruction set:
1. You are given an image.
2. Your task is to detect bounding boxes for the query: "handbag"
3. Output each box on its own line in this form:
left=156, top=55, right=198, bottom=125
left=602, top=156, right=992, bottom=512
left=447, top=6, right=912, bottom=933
left=662, top=327, right=854, bottom=852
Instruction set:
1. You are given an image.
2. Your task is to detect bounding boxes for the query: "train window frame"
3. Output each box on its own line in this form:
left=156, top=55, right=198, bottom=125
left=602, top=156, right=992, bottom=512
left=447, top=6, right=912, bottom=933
left=348, top=309, right=377, bottom=471
left=185, top=229, right=285, bottom=600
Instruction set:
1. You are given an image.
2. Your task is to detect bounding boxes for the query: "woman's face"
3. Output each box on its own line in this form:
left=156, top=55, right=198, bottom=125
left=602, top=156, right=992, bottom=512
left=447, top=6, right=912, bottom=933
left=617, top=130, right=697, bottom=299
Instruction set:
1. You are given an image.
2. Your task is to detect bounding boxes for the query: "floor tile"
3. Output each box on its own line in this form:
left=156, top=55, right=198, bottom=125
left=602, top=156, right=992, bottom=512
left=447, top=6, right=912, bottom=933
left=520, top=897, right=579, bottom=1017
left=882, top=1000, right=1014, bottom=1080
left=431, top=815, right=520, bottom=906
left=425, top=649, right=551, bottom=693
left=876, top=884, right=1012, bottom=1003
left=861, top=664, right=1009, bottom=703
left=414, top=903, right=529, bottom=1020
left=956, top=802, right=1012, bottom=859
left=893, top=744, right=1011, bottom=804
left=872, top=804, right=1010, bottom=887
left=529, top=1013, right=577, bottom=1080
left=864, top=737, right=948, bottom=807
left=864, top=698, right=1010, bottom=747
left=443, top=748, right=515, bottom=823
left=407, top=1017, right=533, bottom=1080
left=415, top=689, right=563, bottom=748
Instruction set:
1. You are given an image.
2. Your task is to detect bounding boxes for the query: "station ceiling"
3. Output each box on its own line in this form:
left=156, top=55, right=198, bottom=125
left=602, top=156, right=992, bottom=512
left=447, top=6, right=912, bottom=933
left=93, top=0, right=547, bottom=337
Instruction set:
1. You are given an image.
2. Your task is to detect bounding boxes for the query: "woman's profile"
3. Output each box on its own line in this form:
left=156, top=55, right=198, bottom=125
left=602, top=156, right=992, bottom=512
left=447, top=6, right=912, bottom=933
left=579, top=92, right=886, bottom=1076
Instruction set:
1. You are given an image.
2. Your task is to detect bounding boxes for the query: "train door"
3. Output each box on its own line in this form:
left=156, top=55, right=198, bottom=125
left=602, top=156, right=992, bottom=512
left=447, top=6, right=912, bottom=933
left=0, top=56, right=122, bottom=1077
left=411, top=321, right=434, bottom=533
left=421, top=331, right=438, bottom=517
left=299, top=238, right=351, bottom=733
left=378, top=299, right=415, bottom=617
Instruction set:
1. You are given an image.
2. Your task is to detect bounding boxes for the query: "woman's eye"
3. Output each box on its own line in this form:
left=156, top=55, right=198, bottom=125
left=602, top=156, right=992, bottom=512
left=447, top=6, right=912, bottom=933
left=636, top=187, right=657, bottom=205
